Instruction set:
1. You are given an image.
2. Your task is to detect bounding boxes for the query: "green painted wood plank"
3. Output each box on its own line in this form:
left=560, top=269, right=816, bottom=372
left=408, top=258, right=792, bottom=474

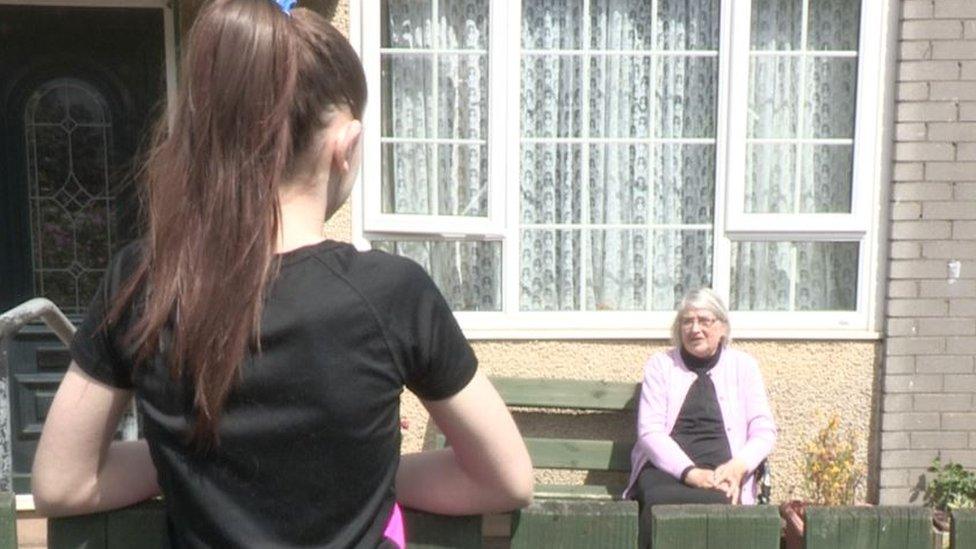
left=651, top=505, right=708, bottom=549
left=510, top=500, right=637, bottom=549
left=0, top=492, right=16, bottom=549
left=435, top=435, right=633, bottom=472
left=806, top=506, right=931, bottom=549
left=491, top=378, right=639, bottom=411
left=107, top=500, right=171, bottom=549
left=533, top=484, right=624, bottom=500
left=403, top=508, right=481, bottom=549
left=48, top=513, right=108, bottom=549
left=952, top=509, right=976, bottom=549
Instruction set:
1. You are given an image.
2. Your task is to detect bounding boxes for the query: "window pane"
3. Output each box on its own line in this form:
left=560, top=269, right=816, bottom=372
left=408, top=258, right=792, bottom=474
left=655, top=56, right=717, bottom=138
left=589, top=0, right=653, bottom=50
left=588, top=56, right=653, bottom=138
left=808, top=0, right=860, bottom=51
left=521, top=229, right=581, bottom=311
left=437, top=54, right=488, bottom=139
left=653, top=144, right=715, bottom=224
left=587, top=229, right=647, bottom=311
left=382, top=0, right=432, bottom=49
left=381, top=143, right=434, bottom=214
left=381, top=56, right=433, bottom=138
left=799, top=144, right=853, bottom=213
left=650, top=230, right=712, bottom=310
left=745, top=144, right=796, bottom=213
left=731, top=241, right=858, bottom=311
left=437, top=0, right=488, bottom=50
left=751, top=0, right=802, bottom=50
left=437, top=144, right=488, bottom=216
left=372, top=240, right=502, bottom=312
left=803, top=57, right=857, bottom=138
left=748, top=56, right=799, bottom=139
left=588, top=144, right=650, bottom=225
left=521, top=144, right=583, bottom=224
left=521, top=55, right=584, bottom=138
left=522, top=0, right=584, bottom=50
left=655, top=0, right=719, bottom=50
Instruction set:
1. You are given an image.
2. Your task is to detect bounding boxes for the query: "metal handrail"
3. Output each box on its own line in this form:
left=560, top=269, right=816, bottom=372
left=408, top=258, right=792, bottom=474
left=0, top=298, right=75, bottom=345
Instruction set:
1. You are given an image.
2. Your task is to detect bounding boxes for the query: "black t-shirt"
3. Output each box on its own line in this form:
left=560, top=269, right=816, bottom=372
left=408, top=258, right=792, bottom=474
left=70, top=240, right=478, bottom=548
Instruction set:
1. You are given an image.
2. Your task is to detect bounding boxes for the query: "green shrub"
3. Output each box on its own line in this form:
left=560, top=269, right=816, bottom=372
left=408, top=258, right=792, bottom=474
left=925, top=457, right=976, bottom=512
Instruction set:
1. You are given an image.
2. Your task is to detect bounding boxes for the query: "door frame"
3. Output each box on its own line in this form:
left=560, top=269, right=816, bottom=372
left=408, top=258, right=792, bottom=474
left=0, top=0, right=177, bottom=512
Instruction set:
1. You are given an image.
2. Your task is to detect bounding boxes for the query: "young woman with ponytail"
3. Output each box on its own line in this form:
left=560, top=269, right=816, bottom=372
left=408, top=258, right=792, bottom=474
left=31, top=0, right=533, bottom=546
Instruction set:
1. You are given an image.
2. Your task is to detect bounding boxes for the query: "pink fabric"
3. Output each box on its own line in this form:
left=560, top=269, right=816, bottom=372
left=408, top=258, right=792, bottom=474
left=382, top=502, right=405, bottom=548
left=624, top=347, right=777, bottom=504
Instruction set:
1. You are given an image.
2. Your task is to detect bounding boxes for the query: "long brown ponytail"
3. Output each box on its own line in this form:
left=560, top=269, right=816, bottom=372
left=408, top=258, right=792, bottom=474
left=110, top=0, right=366, bottom=448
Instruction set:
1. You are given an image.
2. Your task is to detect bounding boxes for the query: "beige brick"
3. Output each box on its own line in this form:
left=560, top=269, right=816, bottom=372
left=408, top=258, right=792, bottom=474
left=901, top=41, right=932, bottom=61
left=886, top=337, right=947, bottom=356
left=886, top=356, right=917, bottom=375
left=879, top=488, right=915, bottom=505
left=887, top=318, right=920, bottom=336
left=958, top=144, right=976, bottom=160
left=888, top=298, right=949, bottom=317
left=880, top=469, right=908, bottom=488
left=892, top=202, right=923, bottom=220
left=911, top=430, right=970, bottom=448
left=922, top=240, right=976, bottom=258
left=945, top=374, right=976, bottom=391
left=954, top=220, right=976, bottom=238
left=962, top=102, right=976, bottom=120
left=890, top=220, right=952, bottom=240
left=901, top=21, right=963, bottom=41
left=898, top=83, right=930, bottom=102
left=916, top=354, right=974, bottom=373
left=928, top=122, right=976, bottom=140
left=947, top=336, right=976, bottom=353
left=904, top=0, right=934, bottom=19
left=893, top=162, right=925, bottom=181
left=968, top=20, right=976, bottom=40
left=890, top=242, right=922, bottom=259
left=882, top=433, right=910, bottom=453
left=951, top=298, right=976, bottom=316
left=942, top=450, right=976, bottom=465
left=896, top=122, right=928, bottom=141
left=931, top=82, right=976, bottom=101
left=887, top=280, right=918, bottom=298
left=956, top=182, right=976, bottom=198
left=935, top=0, right=976, bottom=18
left=900, top=60, right=962, bottom=81
left=944, top=413, right=976, bottom=429
left=971, top=433, right=976, bottom=448
left=920, top=278, right=976, bottom=297
left=897, top=101, right=957, bottom=121
left=917, top=317, right=976, bottom=336
left=932, top=40, right=976, bottom=60
left=881, top=411, right=942, bottom=430
left=892, top=182, right=953, bottom=200
left=890, top=259, right=952, bottom=278
left=923, top=201, right=976, bottom=219
left=885, top=450, right=944, bottom=468
left=926, top=162, right=976, bottom=180
left=895, top=142, right=955, bottom=160
left=964, top=61, right=976, bottom=79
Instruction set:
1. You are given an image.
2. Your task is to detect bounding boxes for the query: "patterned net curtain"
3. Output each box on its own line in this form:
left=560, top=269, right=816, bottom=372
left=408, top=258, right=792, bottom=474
left=519, top=0, right=718, bottom=311
left=731, top=0, right=860, bottom=311
left=24, top=78, right=116, bottom=315
left=376, top=0, right=501, bottom=312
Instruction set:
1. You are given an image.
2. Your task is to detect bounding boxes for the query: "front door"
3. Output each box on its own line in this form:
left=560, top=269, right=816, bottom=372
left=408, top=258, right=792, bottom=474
left=0, top=5, right=166, bottom=493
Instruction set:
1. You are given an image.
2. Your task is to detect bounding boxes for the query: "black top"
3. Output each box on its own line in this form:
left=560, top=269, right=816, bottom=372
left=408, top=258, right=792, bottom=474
left=670, top=347, right=732, bottom=470
left=70, top=240, right=478, bottom=548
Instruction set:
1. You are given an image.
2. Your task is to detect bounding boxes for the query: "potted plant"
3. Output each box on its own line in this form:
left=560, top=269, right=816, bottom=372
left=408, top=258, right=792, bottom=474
left=924, top=457, right=976, bottom=548
left=781, top=415, right=864, bottom=549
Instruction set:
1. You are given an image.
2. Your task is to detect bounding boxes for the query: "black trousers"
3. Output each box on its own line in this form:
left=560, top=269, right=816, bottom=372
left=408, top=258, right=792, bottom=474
left=633, top=465, right=728, bottom=549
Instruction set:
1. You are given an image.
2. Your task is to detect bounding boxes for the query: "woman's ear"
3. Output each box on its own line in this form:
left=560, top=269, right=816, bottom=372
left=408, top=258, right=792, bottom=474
left=332, top=119, right=363, bottom=174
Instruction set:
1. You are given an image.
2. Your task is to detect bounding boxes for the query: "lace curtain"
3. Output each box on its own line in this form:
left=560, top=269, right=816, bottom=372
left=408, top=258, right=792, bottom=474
left=519, top=0, right=719, bottom=311
left=732, top=0, right=860, bottom=311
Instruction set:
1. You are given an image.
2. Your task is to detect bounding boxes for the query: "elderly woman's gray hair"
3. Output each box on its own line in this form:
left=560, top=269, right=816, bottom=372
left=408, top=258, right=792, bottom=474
left=670, top=288, right=731, bottom=348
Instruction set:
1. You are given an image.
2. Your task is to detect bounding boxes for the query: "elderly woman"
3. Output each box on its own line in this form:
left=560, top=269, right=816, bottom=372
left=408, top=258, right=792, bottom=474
left=625, top=288, right=776, bottom=547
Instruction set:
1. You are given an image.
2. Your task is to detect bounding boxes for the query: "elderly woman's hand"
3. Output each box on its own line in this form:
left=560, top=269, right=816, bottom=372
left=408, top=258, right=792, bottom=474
left=713, top=458, right=748, bottom=504
left=683, top=467, right=717, bottom=489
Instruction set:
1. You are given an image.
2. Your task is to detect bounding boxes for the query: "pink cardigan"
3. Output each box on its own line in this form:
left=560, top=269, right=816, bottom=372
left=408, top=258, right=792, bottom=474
left=624, top=347, right=777, bottom=504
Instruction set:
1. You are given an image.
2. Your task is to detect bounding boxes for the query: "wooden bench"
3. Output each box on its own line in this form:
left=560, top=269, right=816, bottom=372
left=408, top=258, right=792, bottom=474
left=952, top=508, right=976, bottom=549
left=0, top=492, right=16, bottom=549
left=804, top=506, right=931, bottom=549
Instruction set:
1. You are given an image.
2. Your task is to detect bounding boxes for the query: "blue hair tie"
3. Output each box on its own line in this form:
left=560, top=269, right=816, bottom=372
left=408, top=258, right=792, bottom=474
left=274, top=0, right=296, bottom=15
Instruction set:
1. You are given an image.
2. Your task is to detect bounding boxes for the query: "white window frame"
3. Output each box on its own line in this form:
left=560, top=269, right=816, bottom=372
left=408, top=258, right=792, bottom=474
left=352, top=0, right=895, bottom=340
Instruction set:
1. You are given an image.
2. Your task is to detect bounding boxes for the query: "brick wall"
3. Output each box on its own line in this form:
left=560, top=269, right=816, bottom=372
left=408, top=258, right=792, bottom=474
left=881, top=0, right=976, bottom=505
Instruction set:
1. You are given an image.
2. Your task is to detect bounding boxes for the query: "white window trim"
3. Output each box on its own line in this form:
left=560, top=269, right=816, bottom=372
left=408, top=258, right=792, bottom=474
left=353, top=0, right=894, bottom=341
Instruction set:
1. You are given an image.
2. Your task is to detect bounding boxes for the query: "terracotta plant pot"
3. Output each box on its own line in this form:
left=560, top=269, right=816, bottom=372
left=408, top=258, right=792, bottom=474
left=779, top=500, right=806, bottom=549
